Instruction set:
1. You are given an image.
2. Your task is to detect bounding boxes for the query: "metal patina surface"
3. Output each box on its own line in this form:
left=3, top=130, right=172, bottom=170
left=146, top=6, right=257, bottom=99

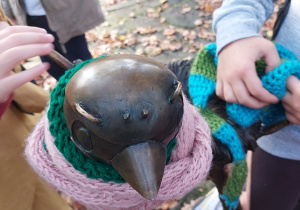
left=63, top=54, right=183, bottom=199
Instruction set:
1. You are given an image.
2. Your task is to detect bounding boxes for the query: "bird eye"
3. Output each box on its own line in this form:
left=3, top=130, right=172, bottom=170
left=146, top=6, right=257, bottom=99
left=76, top=127, right=93, bottom=151
left=71, top=121, right=93, bottom=152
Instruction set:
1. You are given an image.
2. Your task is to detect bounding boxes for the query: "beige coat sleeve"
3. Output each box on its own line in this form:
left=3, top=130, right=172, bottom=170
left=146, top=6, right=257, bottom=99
left=13, top=82, right=49, bottom=114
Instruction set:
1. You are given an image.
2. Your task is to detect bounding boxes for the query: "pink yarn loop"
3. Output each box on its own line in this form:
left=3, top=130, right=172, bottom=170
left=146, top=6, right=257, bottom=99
left=25, top=94, right=212, bottom=210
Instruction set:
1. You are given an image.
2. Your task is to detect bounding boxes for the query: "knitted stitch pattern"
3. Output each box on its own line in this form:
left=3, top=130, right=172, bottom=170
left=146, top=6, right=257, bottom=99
left=188, top=43, right=300, bottom=210
left=46, top=56, right=176, bottom=182
left=25, top=94, right=212, bottom=210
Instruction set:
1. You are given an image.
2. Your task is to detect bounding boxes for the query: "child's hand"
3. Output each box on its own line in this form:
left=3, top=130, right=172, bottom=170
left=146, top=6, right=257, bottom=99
left=216, top=37, right=280, bottom=109
left=282, top=76, right=300, bottom=125
left=0, top=21, right=54, bottom=103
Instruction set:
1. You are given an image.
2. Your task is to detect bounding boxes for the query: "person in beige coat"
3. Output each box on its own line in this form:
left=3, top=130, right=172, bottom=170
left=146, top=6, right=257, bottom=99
left=1, top=0, right=105, bottom=80
left=0, top=7, right=72, bottom=210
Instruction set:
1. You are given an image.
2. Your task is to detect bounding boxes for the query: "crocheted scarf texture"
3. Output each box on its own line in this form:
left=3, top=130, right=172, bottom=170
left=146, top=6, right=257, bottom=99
left=25, top=93, right=212, bottom=210
left=189, top=43, right=300, bottom=210
left=47, top=56, right=177, bottom=182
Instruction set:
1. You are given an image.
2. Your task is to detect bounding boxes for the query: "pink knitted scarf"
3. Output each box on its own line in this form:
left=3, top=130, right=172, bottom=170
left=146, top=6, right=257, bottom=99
left=25, top=94, right=212, bottom=210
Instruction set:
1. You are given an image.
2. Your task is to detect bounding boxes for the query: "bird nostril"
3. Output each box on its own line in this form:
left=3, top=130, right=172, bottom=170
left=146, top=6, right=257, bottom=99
left=123, top=112, right=130, bottom=120
left=142, top=109, right=149, bottom=118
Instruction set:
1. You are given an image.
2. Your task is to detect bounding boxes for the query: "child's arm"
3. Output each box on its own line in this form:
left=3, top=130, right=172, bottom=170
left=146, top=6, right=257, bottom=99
left=213, top=0, right=279, bottom=109
left=0, top=21, right=54, bottom=104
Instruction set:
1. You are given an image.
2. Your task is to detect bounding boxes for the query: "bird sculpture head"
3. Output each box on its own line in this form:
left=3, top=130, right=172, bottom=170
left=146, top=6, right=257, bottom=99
left=63, top=54, right=184, bottom=200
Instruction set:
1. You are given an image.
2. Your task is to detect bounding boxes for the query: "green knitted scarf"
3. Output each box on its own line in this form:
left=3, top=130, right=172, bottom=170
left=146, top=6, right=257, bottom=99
left=189, top=44, right=247, bottom=210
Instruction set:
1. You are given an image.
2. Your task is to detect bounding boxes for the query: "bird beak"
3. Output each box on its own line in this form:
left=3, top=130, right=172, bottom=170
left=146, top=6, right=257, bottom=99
left=111, top=141, right=167, bottom=200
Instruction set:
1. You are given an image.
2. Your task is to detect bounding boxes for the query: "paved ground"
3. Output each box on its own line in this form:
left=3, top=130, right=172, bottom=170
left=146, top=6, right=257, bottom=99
left=25, top=0, right=217, bottom=74
left=89, top=0, right=217, bottom=64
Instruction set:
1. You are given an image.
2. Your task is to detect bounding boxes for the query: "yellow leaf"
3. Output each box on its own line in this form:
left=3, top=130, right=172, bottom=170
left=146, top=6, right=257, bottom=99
left=119, top=35, right=126, bottom=41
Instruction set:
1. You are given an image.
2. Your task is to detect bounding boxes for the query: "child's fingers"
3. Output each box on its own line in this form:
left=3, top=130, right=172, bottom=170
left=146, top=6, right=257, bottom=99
left=222, top=82, right=238, bottom=104
left=285, top=75, right=300, bottom=94
left=0, top=21, right=10, bottom=30
left=285, top=111, right=300, bottom=125
left=244, top=69, right=278, bottom=104
left=283, top=101, right=300, bottom=124
left=0, top=25, right=47, bottom=40
left=215, top=80, right=224, bottom=99
left=0, top=63, right=50, bottom=94
left=0, top=32, right=54, bottom=53
left=262, top=42, right=281, bottom=73
left=232, top=80, right=267, bottom=109
left=0, top=43, right=54, bottom=77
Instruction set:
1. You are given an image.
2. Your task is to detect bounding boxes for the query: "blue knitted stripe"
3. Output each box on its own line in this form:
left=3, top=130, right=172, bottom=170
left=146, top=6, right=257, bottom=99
left=189, top=74, right=215, bottom=108
left=213, top=122, right=245, bottom=162
left=226, top=103, right=263, bottom=128
left=219, top=194, right=240, bottom=210
left=228, top=60, right=300, bottom=128
left=189, top=44, right=247, bottom=208
left=276, top=43, right=297, bottom=60
left=206, top=43, right=218, bottom=65
left=262, top=60, right=300, bottom=98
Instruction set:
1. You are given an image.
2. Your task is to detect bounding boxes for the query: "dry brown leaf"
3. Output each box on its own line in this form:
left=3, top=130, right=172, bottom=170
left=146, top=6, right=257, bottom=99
left=181, top=199, right=197, bottom=210
left=204, top=4, right=215, bottom=13
left=85, top=31, right=97, bottom=42
left=160, top=39, right=170, bottom=51
left=204, top=12, right=211, bottom=17
left=136, top=26, right=157, bottom=34
left=161, top=2, right=170, bottom=10
left=99, top=44, right=112, bottom=54
left=102, top=38, right=114, bottom=43
left=166, top=35, right=177, bottom=41
left=135, top=48, right=144, bottom=55
left=194, top=19, right=203, bottom=26
left=175, top=28, right=185, bottom=35
left=112, top=41, right=124, bottom=48
left=181, top=29, right=190, bottom=40
left=163, top=27, right=176, bottom=36
left=129, top=12, right=136, bottom=18
left=199, top=11, right=205, bottom=17
left=205, top=19, right=213, bottom=24
left=188, top=30, right=197, bottom=40
left=203, top=23, right=210, bottom=29
left=160, top=17, right=166, bottom=23
left=149, top=35, right=159, bottom=46
left=101, top=21, right=110, bottom=27
left=189, top=47, right=198, bottom=53
left=183, top=55, right=192, bottom=60
left=156, top=199, right=178, bottom=209
left=124, top=33, right=136, bottom=46
left=171, top=58, right=180, bottom=62
left=100, top=30, right=110, bottom=39
left=181, top=4, right=192, bottom=14
left=194, top=5, right=201, bottom=10
left=91, top=49, right=100, bottom=58
left=182, top=46, right=189, bottom=53
left=192, top=41, right=204, bottom=50
left=139, top=36, right=151, bottom=46
left=169, top=42, right=182, bottom=51
left=145, top=46, right=162, bottom=56
left=147, top=8, right=160, bottom=18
